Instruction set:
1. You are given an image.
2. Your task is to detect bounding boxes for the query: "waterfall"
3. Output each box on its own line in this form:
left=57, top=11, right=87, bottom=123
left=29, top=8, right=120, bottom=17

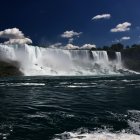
left=0, top=44, right=16, bottom=61
left=92, top=51, right=109, bottom=62
left=116, top=52, right=122, bottom=64
left=0, top=44, right=133, bottom=76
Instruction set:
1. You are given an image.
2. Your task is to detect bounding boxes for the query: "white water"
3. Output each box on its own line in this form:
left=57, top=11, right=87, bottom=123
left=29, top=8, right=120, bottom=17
left=116, top=52, right=122, bottom=64
left=92, top=51, right=109, bottom=62
left=53, top=131, right=140, bottom=140
left=0, top=44, right=136, bottom=76
left=53, top=110, right=140, bottom=140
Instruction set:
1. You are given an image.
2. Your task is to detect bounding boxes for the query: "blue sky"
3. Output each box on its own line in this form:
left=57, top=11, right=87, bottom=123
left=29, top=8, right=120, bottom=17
left=0, top=0, right=140, bottom=47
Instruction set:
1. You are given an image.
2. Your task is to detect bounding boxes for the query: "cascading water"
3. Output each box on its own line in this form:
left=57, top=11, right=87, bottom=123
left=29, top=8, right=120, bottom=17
left=116, top=52, right=122, bottom=64
left=92, top=51, right=109, bottom=62
left=0, top=45, right=16, bottom=61
left=0, top=44, right=136, bottom=76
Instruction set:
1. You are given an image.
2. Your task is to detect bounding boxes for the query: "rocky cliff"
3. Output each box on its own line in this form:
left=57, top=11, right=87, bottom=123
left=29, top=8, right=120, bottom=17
left=0, top=60, right=23, bottom=77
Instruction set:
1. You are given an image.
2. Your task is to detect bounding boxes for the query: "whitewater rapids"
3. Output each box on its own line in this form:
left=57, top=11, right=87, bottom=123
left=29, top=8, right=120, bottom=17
left=53, top=131, right=140, bottom=140
left=0, top=44, right=137, bottom=76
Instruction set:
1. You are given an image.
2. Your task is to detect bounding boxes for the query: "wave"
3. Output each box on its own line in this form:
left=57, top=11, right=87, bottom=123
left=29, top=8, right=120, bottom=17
left=53, top=130, right=140, bottom=140
left=0, top=44, right=139, bottom=76
left=53, top=110, right=140, bottom=140
left=0, top=82, right=45, bottom=87
left=0, top=123, right=13, bottom=140
left=127, top=110, right=140, bottom=134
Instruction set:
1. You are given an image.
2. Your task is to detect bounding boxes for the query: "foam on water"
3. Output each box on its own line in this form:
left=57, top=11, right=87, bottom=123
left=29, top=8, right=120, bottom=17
left=53, top=131, right=140, bottom=140
left=0, top=44, right=138, bottom=76
left=7, top=83, right=45, bottom=86
left=127, top=110, right=140, bottom=134
left=53, top=109, right=140, bottom=140
left=0, top=124, right=13, bottom=140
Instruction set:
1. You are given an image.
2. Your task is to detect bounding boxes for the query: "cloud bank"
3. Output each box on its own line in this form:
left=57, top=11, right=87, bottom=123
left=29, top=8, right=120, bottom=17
left=64, top=43, right=96, bottom=50
left=92, top=14, right=111, bottom=20
left=64, top=44, right=79, bottom=50
left=0, top=28, right=32, bottom=45
left=111, top=22, right=131, bottom=32
left=48, top=43, right=96, bottom=50
left=4, top=38, right=32, bottom=45
left=81, top=44, right=96, bottom=49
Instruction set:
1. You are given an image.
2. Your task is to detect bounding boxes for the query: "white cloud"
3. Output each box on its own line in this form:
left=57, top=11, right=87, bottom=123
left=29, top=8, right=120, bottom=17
left=4, top=38, right=32, bottom=45
left=64, top=43, right=96, bottom=50
left=49, top=43, right=62, bottom=48
left=68, top=38, right=74, bottom=44
left=0, top=28, right=32, bottom=45
left=64, top=44, right=79, bottom=50
left=61, top=30, right=82, bottom=38
left=92, top=14, right=111, bottom=20
left=121, top=36, right=130, bottom=41
left=112, top=36, right=131, bottom=43
left=81, top=44, right=96, bottom=49
left=111, top=22, right=131, bottom=32
left=0, top=28, right=24, bottom=39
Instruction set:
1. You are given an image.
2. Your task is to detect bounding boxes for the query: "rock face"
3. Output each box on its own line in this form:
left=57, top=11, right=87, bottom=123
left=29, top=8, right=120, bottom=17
left=121, top=48, right=140, bottom=72
left=0, top=60, right=23, bottom=77
left=122, top=58, right=140, bottom=72
left=107, top=51, right=116, bottom=61
left=106, top=48, right=140, bottom=72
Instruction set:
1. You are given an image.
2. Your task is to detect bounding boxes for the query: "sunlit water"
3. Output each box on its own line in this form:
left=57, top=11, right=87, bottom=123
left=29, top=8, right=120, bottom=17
left=0, top=75, right=140, bottom=140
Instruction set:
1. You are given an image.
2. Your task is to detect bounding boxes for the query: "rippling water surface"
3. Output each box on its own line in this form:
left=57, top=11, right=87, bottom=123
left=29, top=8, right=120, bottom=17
left=0, top=75, right=140, bottom=140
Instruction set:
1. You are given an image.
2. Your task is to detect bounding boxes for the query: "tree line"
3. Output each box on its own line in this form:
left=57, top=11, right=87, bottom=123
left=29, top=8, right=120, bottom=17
left=92, top=43, right=140, bottom=52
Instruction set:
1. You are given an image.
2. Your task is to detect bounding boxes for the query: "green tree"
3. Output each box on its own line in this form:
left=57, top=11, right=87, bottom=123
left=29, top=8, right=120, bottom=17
left=110, top=43, right=124, bottom=51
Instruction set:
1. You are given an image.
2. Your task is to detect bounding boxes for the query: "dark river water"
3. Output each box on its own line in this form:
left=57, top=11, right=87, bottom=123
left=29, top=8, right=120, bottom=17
left=0, top=75, right=140, bottom=140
